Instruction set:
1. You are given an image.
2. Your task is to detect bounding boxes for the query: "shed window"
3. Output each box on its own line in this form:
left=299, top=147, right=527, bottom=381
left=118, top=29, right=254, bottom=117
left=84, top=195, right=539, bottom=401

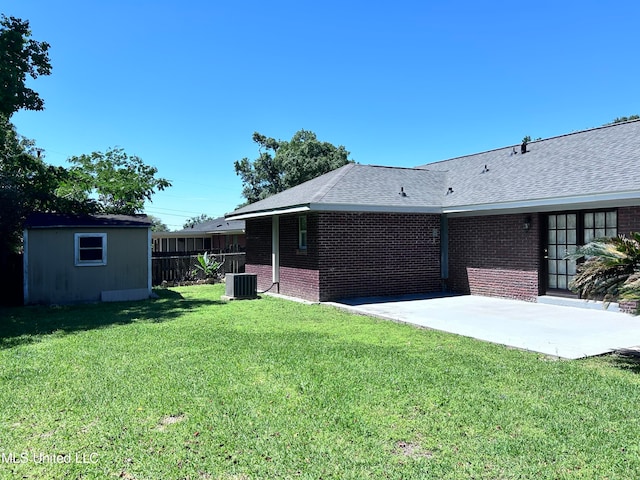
left=75, top=233, right=107, bottom=266
left=298, top=215, right=307, bottom=250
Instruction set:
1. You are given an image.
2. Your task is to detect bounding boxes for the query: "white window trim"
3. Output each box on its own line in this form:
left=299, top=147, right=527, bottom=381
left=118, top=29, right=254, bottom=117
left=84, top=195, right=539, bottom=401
left=74, top=233, right=107, bottom=266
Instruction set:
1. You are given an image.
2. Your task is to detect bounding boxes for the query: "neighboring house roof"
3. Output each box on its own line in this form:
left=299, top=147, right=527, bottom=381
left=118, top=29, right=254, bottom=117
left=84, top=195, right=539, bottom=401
left=152, top=216, right=245, bottom=238
left=25, top=213, right=152, bottom=228
left=226, top=120, right=640, bottom=220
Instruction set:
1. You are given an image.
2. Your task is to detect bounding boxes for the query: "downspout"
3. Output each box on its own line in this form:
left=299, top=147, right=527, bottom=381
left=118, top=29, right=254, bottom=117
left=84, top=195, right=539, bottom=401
left=440, top=215, right=449, bottom=291
left=272, top=215, right=280, bottom=293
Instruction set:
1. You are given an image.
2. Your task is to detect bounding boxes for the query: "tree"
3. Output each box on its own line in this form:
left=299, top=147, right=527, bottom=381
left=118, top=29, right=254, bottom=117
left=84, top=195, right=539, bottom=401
left=148, top=215, right=169, bottom=232
left=60, top=147, right=171, bottom=215
left=567, top=233, right=640, bottom=307
left=0, top=115, right=84, bottom=252
left=183, top=214, right=214, bottom=229
left=234, top=129, right=353, bottom=205
left=0, top=15, right=51, bottom=117
left=608, top=115, right=640, bottom=125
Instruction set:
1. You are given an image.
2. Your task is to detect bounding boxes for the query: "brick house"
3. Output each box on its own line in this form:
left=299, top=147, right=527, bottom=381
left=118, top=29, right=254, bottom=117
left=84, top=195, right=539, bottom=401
left=226, top=120, right=640, bottom=303
left=152, top=216, right=245, bottom=254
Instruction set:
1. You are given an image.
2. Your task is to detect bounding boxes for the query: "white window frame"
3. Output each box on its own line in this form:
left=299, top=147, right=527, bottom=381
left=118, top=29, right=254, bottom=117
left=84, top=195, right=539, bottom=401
left=74, top=233, right=107, bottom=266
left=298, top=215, right=308, bottom=250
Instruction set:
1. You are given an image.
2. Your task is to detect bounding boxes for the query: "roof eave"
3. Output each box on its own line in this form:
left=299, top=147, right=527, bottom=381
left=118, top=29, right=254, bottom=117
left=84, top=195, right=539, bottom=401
left=226, top=202, right=443, bottom=220
left=151, top=228, right=245, bottom=238
left=444, top=191, right=640, bottom=217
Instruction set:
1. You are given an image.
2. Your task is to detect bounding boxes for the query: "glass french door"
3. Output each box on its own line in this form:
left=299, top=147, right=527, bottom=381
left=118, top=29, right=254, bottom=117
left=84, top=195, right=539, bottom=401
left=546, top=213, right=578, bottom=291
left=544, top=210, right=617, bottom=294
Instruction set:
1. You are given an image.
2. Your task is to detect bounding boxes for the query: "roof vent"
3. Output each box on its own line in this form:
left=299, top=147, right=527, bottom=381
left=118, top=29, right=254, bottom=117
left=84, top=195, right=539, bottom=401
left=521, top=142, right=527, bottom=154
left=481, top=164, right=489, bottom=173
left=510, top=147, right=517, bottom=156
left=399, top=186, right=407, bottom=197
left=446, top=187, right=454, bottom=195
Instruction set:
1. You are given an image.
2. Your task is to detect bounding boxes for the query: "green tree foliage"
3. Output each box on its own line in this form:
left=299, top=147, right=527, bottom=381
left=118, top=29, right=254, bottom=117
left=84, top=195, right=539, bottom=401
left=0, top=16, right=170, bottom=253
left=567, top=233, right=640, bottom=306
left=608, top=115, right=640, bottom=125
left=60, top=147, right=171, bottom=215
left=0, top=15, right=51, bottom=117
left=234, top=129, right=353, bottom=205
left=183, top=214, right=214, bottom=229
left=148, top=215, right=169, bottom=232
left=0, top=115, right=84, bottom=252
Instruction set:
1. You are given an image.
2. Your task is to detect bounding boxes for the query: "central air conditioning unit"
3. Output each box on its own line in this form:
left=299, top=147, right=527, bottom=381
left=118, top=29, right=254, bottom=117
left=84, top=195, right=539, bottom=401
left=223, top=273, right=258, bottom=300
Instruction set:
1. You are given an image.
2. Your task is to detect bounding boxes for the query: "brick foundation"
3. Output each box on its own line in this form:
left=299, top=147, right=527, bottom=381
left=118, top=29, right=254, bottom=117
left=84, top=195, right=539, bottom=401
left=620, top=300, right=639, bottom=315
left=467, top=267, right=539, bottom=302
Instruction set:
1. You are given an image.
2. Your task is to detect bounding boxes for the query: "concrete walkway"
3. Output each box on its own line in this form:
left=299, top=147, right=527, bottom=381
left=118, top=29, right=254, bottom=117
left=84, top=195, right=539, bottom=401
left=327, top=294, right=640, bottom=359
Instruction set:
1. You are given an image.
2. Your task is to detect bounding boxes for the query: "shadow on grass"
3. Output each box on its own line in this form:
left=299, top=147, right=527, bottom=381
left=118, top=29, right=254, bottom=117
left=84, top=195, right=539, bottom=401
left=0, top=288, right=225, bottom=349
left=606, top=349, right=640, bottom=374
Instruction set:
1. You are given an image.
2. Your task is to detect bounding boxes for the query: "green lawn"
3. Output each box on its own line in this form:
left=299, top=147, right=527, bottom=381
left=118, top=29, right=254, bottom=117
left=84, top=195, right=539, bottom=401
left=1, top=285, right=640, bottom=479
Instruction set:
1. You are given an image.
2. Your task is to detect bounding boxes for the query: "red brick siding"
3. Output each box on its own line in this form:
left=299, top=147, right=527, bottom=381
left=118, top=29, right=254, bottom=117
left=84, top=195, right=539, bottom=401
left=448, top=213, right=541, bottom=301
left=245, top=215, right=322, bottom=302
left=245, top=263, right=273, bottom=293
left=245, top=212, right=442, bottom=302
left=245, top=217, right=272, bottom=266
left=280, top=267, right=320, bottom=302
left=618, top=206, right=640, bottom=236
left=614, top=207, right=640, bottom=315
left=620, top=300, right=639, bottom=315
left=467, top=268, right=538, bottom=302
left=317, top=212, right=442, bottom=301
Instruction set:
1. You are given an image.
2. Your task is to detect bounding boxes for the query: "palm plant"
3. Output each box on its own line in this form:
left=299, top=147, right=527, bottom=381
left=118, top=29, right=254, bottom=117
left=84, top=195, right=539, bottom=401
left=567, top=232, right=640, bottom=305
left=193, top=252, right=223, bottom=281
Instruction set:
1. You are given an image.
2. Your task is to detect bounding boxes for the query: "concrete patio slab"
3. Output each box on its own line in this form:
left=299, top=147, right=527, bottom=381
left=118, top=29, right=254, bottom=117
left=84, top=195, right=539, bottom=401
left=327, top=294, right=640, bottom=359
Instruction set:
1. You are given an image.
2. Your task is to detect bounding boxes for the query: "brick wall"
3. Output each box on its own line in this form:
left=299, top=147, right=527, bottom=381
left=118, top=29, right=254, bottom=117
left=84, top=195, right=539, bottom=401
left=245, top=215, right=322, bottom=301
left=618, top=206, right=640, bottom=236
left=245, top=212, right=442, bottom=302
left=616, top=206, right=640, bottom=315
left=467, top=268, right=539, bottom=301
left=448, top=213, right=541, bottom=301
left=245, top=218, right=274, bottom=293
left=317, top=212, right=442, bottom=301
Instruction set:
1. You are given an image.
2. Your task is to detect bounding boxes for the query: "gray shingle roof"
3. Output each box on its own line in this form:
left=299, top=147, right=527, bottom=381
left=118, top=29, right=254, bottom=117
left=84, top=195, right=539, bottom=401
left=176, top=216, right=245, bottom=233
left=25, top=213, right=152, bottom=228
left=420, top=119, right=640, bottom=208
left=227, top=120, right=640, bottom=219
left=228, top=164, right=448, bottom=217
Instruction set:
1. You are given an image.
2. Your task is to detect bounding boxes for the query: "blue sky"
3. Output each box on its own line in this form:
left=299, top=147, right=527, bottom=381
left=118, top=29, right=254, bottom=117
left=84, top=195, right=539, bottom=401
left=7, top=0, right=640, bottom=230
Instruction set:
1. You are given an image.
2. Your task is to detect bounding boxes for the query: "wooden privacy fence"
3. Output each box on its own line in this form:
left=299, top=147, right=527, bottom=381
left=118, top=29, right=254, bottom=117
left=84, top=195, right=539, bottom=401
left=151, top=253, right=245, bottom=286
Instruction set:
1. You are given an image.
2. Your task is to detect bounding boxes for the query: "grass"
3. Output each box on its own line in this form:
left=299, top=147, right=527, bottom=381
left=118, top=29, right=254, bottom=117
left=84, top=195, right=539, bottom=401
left=1, top=285, right=640, bottom=479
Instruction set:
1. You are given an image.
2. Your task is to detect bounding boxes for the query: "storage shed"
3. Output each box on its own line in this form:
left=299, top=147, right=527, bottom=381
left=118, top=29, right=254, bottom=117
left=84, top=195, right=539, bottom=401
left=23, top=213, right=153, bottom=305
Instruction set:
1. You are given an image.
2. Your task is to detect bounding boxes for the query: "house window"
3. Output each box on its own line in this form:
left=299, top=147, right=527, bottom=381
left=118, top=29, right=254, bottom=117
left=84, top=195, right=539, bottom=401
left=298, top=215, right=307, bottom=250
left=75, top=233, right=107, bottom=266
left=583, top=211, right=617, bottom=243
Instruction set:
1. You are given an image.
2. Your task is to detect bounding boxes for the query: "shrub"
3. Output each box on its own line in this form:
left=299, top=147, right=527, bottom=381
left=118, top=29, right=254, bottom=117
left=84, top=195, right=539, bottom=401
left=568, top=232, right=640, bottom=305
